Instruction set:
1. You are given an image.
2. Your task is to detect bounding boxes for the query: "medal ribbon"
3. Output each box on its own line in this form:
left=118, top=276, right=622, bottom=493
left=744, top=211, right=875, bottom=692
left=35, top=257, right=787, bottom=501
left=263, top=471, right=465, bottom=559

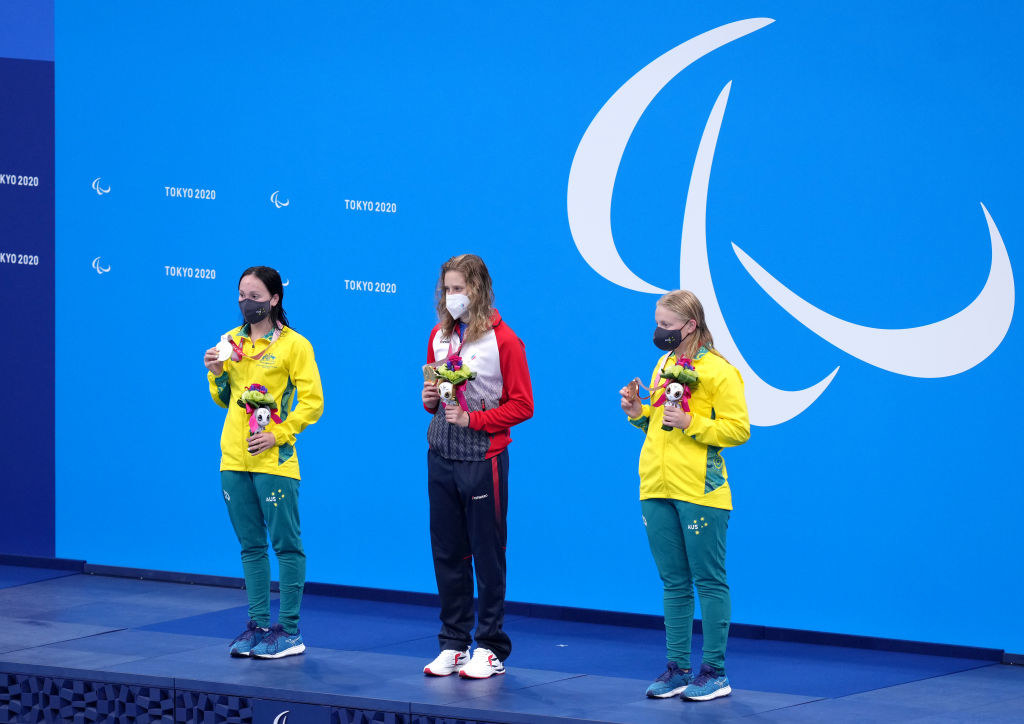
left=437, top=323, right=471, bottom=411
left=228, top=323, right=283, bottom=362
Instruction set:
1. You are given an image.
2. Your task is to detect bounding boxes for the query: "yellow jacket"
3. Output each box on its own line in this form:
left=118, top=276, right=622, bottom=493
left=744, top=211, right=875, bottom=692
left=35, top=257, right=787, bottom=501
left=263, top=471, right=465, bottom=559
left=207, top=324, right=324, bottom=479
left=628, top=347, right=749, bottom=509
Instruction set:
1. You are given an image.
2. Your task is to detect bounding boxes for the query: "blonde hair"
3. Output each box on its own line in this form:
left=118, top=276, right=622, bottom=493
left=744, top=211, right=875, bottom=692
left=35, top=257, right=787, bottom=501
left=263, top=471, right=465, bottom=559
left=435, top=254, right=495, bottom=343
left=657, top=289, right=727, bottom=362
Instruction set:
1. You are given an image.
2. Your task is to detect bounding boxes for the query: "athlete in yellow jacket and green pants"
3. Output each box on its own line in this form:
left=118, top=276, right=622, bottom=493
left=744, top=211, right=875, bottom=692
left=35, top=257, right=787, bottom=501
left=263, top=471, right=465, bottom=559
left=205, top=267, right=324, bottom=660
left=622, top=291, right=750, bottom=703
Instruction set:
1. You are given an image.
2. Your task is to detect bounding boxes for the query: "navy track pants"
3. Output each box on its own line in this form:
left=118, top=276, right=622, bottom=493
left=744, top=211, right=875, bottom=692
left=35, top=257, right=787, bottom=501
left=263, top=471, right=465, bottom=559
left=427, top=447, right=511, bottom=660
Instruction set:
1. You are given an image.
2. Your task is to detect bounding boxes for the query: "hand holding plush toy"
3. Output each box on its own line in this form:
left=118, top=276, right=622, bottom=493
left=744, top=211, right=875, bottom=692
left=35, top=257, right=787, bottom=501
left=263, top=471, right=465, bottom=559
left=426, top=356, right=476, bottom=420
left=654, top=359, right=699, bottom=432
left=237, top=383, right=282, bottom=440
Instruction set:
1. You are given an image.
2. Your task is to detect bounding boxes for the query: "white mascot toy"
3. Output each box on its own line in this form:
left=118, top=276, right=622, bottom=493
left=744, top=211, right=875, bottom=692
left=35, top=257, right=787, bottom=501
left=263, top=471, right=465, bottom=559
left=253, top=406, right=273, bottom=433
left=437, top=381, right=456, bottom=408
left=661, top=382, right=686, bottom=431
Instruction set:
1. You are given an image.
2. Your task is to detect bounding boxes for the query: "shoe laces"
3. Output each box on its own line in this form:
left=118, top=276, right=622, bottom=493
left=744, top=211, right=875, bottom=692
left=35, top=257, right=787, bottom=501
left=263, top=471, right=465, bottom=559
left=692, top=664, right=721, bottom=687
left=655, top=661, right=682, bottom=682
left=261, top=623, right=286, bottom=647
left=229, top=620, right=262, bottom=646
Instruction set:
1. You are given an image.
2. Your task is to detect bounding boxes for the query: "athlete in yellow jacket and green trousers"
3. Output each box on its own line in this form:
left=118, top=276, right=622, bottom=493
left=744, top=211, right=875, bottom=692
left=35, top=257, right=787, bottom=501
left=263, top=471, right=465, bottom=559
left=628, top=346, right=749, bottom=684
left=208, top=323, right=324, bottom=639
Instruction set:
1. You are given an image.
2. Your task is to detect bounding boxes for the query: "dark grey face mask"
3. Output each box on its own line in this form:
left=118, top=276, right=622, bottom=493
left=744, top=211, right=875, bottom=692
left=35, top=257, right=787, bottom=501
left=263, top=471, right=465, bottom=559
left=653, top=325, right=685, bottom=351
left=240, top=298, right=272, bottom=324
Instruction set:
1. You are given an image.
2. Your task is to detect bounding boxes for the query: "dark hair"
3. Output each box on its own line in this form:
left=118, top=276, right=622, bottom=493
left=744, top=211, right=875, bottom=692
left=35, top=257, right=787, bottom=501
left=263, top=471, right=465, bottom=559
left=238, top=266, right=290, bottom=328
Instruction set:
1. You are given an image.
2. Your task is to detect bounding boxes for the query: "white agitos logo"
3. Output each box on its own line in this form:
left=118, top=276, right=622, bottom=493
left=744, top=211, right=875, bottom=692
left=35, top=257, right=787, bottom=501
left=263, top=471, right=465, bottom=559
left=270, top=190, right=290, bottom=208
left=567, top=18, right=1015, bottom=426
left=273, top=711, right=289, bottom=724
left=91, top=256, right=110, bottom=275
left=91, top=177, right=110, bottom=195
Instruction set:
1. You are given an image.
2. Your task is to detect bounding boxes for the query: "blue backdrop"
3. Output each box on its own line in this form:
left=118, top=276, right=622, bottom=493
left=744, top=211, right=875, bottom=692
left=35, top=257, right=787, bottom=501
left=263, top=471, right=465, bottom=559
left=1, top=0, right=54, bottom=557
left=51, top=2, right=1021, bottom=653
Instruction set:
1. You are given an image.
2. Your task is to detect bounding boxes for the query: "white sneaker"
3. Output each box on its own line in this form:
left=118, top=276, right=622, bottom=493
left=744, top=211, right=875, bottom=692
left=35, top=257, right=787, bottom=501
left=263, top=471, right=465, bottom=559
left=459, top=647, right=506, bottom=679
left=423, top=648, right=471, bottom=676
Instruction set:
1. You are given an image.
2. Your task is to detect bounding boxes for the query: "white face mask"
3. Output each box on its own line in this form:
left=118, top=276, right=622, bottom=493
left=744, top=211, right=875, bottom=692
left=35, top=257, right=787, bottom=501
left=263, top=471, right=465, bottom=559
left=446, top=293, right=470, bottom=320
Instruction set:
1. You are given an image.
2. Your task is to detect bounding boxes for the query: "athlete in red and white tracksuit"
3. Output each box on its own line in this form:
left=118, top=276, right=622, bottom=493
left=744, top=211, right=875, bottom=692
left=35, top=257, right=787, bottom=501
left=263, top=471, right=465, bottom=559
left=424, top=309, right=533, bottom=661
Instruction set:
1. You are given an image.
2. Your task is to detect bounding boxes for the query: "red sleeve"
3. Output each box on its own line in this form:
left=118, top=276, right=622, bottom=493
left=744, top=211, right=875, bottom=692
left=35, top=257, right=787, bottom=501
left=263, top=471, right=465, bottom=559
left=468, top=323, right=533, bottom=433
left=424, top=324, right=441, bottom=414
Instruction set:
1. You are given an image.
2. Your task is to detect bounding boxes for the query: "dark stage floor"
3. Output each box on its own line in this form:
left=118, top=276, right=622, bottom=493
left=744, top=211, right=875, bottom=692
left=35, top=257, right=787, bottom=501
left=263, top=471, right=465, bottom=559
left=0, top=565, right=1021, bottom=722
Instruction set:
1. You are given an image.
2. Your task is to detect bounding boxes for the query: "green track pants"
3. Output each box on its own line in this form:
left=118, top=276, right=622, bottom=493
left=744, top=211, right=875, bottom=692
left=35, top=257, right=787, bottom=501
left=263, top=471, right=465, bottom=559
left=221, top=471, right=305, bottom=634
left=642, top=498, right=730, bottom=671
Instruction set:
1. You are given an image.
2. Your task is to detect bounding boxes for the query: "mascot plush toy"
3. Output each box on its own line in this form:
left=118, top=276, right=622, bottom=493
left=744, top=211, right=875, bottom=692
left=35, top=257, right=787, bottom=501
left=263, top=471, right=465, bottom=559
left=437, top=381, right=457, bottom=407
left=424, top=356, right=476, bottom=412
left=654, top=358, right=699, bottom=432
left=253, top=406, right=273, bottom=433
left=237, top=383, right=282, bottom=436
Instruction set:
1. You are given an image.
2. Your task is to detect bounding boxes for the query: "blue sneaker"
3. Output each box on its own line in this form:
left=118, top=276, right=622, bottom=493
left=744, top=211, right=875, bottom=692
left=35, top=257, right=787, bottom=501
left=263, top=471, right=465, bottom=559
left=228, top=620, right=269, bottom=658
left=682, top=663, right=732, bottom=701
left=250, top=624, right=306, bottom=659
left=645, top=661, right=693, bottom=698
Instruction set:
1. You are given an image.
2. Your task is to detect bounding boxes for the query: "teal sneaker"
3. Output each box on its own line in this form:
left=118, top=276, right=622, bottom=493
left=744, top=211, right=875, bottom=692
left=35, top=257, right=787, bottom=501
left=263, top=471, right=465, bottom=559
left=645, top=661, right=693, bottom=698
left=228, top=620, right=269, bottom=658
left=682, top=663, right=731, bottom=701
left=251, top=624, right=306, bottom=659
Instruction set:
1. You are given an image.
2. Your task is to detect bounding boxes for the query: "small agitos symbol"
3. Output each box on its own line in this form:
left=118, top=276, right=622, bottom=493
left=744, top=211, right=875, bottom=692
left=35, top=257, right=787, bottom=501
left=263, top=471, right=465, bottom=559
left=91, top=177, right=110, bottom=195
left=270, top=190, right=290, bottom=208
left=91, top=256, right=111, bottom=275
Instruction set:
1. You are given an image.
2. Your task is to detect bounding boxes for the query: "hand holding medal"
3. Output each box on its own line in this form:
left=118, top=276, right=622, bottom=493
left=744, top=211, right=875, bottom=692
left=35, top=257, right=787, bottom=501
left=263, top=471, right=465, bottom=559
left=204, top=336, right=230, bottom=376
left=215, top=334, right=233, bottom=362
left=619, top=378, right=643, bottom=417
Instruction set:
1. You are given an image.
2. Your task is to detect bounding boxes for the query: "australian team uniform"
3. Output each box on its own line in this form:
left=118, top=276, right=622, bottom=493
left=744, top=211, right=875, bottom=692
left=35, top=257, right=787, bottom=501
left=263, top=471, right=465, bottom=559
left=628, top=346, right=749, bottom=672
left=208, top=323, right=324, bottom=634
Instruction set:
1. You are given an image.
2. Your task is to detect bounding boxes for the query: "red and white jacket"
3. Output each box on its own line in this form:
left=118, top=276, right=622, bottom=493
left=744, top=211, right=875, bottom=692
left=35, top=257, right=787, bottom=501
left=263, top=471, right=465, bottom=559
left=424, top=309, right=533, bottom=460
